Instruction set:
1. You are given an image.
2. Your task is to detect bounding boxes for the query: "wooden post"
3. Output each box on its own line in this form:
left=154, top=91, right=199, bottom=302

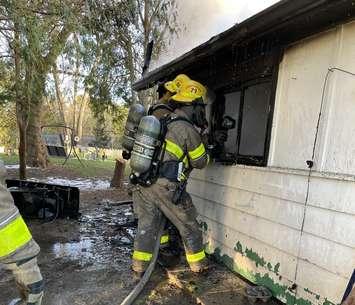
left=111, top=159, right=126, bottom=188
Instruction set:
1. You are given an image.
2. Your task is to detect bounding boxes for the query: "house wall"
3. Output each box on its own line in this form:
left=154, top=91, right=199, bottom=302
left=189, top=20, right=355, bottom=305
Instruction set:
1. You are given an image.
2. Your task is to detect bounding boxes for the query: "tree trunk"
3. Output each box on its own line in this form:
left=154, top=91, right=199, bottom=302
left=17, top=122, right=27, bottom=179
left=14, top=22, right=27, bottom=179
left=12, top=4, right=74, bottom=170
left=111, top=159, right=126, bottom=188
left=76, top=93, right=89, bottom=139
left=53, top=65, right=67, bottom=126
left=125, top=37, right=138, bottom=104
left=26, top=95, right=48, bottom=168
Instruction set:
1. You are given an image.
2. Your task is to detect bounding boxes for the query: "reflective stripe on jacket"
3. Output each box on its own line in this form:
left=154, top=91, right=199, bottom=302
left=163, top=113, right=209, bottom=171
left=0, top=160, right=33, bottom=259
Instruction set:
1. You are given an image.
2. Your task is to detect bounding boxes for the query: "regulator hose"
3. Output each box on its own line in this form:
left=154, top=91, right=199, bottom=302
left=119, top=217, right=166, bottom=305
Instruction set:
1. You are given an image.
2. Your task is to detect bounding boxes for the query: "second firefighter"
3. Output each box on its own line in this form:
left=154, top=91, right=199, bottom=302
left=131, top=79, right=210, bottom=274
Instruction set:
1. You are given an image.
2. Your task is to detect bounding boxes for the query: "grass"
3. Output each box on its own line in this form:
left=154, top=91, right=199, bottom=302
left=50, top=157, right=117, bottom=177
left=0, top=153, right=120, bottom=177
left=0, top=153, right=19, bottom=165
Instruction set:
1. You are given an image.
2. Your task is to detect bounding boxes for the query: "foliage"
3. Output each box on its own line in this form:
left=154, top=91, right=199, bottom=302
left=91, top=111, right=111, bottom=150
left=0, top=0, right=178, bottom=170
left=0, top=153, right=19, bottom=164
left=80, top=0, right=179, bottom=106
left=0, top=61, right=13, bottom=104
left=112, top=105, right=129, bottom=136
left=0, top=102, right=17, bottom=150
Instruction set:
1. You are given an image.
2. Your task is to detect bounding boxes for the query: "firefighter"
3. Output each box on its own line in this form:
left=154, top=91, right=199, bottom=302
left=132, top=79, right=181, bottom=268
left=132, top=79, right=209, bottom=275
left=0, top=160, right=44, bottom=305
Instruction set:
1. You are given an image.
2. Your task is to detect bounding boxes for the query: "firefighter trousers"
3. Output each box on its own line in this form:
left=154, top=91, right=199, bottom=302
left=132, top=178, right=206, bottom=273
left=3, top=256, right=44, bottom=305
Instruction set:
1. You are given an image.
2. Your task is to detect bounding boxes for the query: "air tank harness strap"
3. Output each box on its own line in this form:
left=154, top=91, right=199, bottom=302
left=157, top=115, right=192, bottom=182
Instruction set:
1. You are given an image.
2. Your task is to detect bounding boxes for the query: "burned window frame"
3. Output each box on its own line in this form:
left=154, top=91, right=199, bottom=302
left=210, top=44, right=281, bottom=167
left=234, top=78, right=275, bottom=166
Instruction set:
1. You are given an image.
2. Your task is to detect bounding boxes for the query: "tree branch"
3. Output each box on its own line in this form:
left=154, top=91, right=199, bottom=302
left=136, top=0, right=145, bottom=26
left=149, top=0, right=164, bottom=27
left=0, top=26, right=13, bottom=31
left=55, top=69, right=88, bottom=78
left=0, top=54, right=13, bottom=58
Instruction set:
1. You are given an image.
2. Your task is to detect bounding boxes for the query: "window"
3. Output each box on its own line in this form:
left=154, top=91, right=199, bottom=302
left=211, top=80, right=274, bottom=166
left=224, top=91, right=241, bottom=154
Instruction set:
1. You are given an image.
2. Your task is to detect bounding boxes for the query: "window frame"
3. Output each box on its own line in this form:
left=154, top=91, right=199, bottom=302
left=216, top=66, right=278, bottom=167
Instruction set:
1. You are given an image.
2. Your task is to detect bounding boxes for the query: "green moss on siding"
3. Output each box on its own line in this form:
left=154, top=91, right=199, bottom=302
left=235, top=241, right=243, bottom=254
left=245, top=247, right=267, bottom=267
left=321, top=299, right=335, bottom=305
left=233, top=241, right=276, bottom=270
left=199, top=221, right=208, bottom=232
left=209, top=243, right=333, bottom=305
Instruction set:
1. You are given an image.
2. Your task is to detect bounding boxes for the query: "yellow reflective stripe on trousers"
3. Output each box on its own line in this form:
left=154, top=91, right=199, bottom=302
left=132, top=250, right=153, bottom=262
left=165, top=139, right=188, bottom=166
left=0, top=215, right=32, bottom=258
left=188, top=143, right=206, bottom=160
left=160, top=235, right=169, bottom=244
left=186, top=250, right=206, bottom=263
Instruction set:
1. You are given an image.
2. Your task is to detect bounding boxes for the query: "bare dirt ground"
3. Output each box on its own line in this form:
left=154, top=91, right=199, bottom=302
left=0, top=165, right=197, bottom=305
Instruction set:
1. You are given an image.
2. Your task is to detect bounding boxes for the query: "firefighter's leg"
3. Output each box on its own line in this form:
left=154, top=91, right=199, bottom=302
left=132, top=189, right=163, bottom=273
left=157, top=220, right=182, bottom=268
left=4, top=256, right=44, bottom=305
left=174, top=191, right=207, bottom=272
left=160, top=221, right=170, bottom=249
left=142, top=183, right=207, bottom=272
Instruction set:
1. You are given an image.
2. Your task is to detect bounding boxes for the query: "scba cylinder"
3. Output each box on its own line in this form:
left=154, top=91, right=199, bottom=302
left=122, top=104, right=146, bottom=159
left=130, top=115, right=161, bottom=174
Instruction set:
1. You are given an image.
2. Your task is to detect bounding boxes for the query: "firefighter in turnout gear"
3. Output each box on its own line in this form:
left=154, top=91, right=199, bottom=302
left=0, top=160, right=44, bottom=305
left=131, top=79, right=209, bottom=274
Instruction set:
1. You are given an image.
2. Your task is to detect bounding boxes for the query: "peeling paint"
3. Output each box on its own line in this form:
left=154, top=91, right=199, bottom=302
left=233, top=241, right=277, bottom=271
left=207, top=243, right=336, bottom=305
left=245, top=247, right=267, bottom=267
left=235, top=241, right=243, bottom=254
left=321, top=299, right=335, bottom=305
left=199, top=221, right=208, bottom=232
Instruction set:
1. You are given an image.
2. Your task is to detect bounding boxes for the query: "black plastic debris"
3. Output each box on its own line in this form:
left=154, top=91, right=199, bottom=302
left=6, top=179, right=80, bottom=221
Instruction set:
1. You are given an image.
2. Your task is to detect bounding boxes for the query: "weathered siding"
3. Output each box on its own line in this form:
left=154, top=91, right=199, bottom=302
left=189, top=20, right=355, bottom=305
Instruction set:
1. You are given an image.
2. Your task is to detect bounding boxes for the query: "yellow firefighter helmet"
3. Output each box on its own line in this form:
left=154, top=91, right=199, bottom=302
left=164, top=74, right=191, bottom=93
left=171, top=80, right=207, bottom=103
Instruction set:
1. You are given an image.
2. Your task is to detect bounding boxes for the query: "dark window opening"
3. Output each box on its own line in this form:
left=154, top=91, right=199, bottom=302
left=210, top=79, right=275, bottom=166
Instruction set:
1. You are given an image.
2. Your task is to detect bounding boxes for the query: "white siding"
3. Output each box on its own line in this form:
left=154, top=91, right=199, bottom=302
left=269, top=28, right=338, bottom=170
left=317, top=22, right=355, bottom=175
left=190, top=20, right=355, bottom=305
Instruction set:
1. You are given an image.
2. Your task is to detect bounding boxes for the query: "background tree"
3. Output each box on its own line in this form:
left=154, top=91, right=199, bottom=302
left=0, top=0, right=178, bottom=178
left=0, top=0, right=85, bottom=176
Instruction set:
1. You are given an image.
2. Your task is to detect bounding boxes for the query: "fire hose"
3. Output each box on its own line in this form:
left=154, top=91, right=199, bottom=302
left=119, top=217, right=166, bottom=305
